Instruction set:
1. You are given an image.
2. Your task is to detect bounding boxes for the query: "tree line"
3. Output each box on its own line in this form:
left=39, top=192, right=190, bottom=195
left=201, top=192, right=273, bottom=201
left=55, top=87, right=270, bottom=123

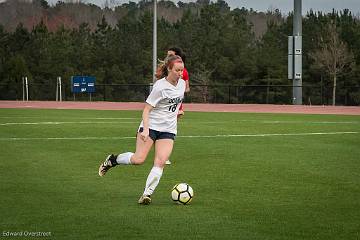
left=0, top=0, right=359, bottom=105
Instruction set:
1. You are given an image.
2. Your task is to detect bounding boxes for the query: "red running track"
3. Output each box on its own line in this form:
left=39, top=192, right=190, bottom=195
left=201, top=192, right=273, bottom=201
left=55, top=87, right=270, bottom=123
left=0, top=101, right=360, bottom=115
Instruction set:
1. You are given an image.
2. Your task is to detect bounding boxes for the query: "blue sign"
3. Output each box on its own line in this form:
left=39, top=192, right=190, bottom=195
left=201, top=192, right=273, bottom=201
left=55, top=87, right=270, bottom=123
left=71, top=76, right=95, bottom=93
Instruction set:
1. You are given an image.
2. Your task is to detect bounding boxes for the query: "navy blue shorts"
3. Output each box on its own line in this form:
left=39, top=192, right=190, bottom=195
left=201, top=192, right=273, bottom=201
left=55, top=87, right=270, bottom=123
left=138, top=127, right=176, bottom=141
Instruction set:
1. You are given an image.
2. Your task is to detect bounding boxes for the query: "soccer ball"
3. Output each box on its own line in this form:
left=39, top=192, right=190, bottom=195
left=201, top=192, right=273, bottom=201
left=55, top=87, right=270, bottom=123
left=171, top=183, right=194, bottom=205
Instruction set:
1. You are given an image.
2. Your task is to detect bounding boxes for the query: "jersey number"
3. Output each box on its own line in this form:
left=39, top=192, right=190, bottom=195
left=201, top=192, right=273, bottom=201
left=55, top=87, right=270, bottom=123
left=168, top=104, right=178, bottom=112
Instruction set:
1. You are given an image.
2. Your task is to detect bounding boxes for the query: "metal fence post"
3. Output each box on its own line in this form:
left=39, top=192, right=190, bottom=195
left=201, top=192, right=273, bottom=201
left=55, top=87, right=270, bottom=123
left=22, top=77, right=25, bottom=101
left=25, top=77, right=29, bottom=101
left=59, top=77, right=62, bottom=101
left=228, top=85, right=231, bottom=104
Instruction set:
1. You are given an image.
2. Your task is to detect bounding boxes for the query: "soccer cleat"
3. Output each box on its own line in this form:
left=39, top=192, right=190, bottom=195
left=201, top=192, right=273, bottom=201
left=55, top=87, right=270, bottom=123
left=138, top=195, right=152, bottom=205
left=98, top=154, right=116, bottom=177
left=165, top=160, right=171, bottom=165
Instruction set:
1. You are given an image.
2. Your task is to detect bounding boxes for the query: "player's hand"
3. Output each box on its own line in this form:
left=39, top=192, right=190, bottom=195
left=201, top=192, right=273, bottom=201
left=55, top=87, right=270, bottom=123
left=140, top=129, right=149, bottom=142
left=177, top=110, right=184, bottom=119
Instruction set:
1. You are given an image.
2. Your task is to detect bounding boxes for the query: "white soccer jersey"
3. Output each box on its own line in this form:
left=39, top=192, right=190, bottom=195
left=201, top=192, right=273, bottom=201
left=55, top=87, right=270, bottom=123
left=139, top=77, right=186, bottom=134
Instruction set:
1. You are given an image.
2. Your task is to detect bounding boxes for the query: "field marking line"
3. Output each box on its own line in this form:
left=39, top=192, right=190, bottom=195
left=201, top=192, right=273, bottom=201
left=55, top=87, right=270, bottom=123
left=0, top=121, right=138, bottom=126
left=195, top=120, right=360, bottom=124
left=1, top=120, right=358, bottom=126
left=259, top=120, right=359, bottom=124
left=0, top=132, right=357, bottom=141
left=178, top=132, right=359, bottom=138
left=0, top=136, right=137, bottom=141
left=0, top=117, right=137, bottom=119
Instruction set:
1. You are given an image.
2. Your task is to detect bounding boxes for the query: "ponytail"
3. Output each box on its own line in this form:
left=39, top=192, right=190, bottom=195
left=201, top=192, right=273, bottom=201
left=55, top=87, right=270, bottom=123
left=155, top=61, right=167, bottom=80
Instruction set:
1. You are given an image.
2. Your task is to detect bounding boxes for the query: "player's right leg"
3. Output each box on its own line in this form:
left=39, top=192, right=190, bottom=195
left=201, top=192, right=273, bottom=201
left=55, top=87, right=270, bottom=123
left=98, top=132, right=154, bottom=176
left=131, top=132, right=155, bottom=165
left=138, top=195, right=152, bottom=205
left=98, top=154, right=117, bottom=177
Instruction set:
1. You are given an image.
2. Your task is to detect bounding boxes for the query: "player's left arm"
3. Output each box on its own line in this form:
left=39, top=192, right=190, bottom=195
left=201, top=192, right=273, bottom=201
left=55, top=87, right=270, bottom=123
left=141, top=103, right=153, bottom=142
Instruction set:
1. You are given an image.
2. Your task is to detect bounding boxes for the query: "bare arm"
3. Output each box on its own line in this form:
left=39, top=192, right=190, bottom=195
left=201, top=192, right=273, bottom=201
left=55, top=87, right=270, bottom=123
left=140, top=103, right=153, bottom=142
left=185, top=80, right=190, bottom=93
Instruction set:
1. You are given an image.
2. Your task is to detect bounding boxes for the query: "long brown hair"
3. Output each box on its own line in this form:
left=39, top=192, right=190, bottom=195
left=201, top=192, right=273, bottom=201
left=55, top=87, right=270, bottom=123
left=168, top=46, right=186, bottom=63
left=155, top=55, right=183, bottom=80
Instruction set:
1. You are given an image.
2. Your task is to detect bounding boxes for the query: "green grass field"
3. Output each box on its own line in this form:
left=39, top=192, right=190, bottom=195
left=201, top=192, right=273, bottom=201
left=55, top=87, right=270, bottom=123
left=0, top=108, right=359, bottom=240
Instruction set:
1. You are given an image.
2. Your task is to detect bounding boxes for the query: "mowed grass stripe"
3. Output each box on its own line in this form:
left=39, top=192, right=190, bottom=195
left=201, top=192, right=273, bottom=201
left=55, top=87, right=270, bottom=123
left=0, top=131, right=358, bottom=141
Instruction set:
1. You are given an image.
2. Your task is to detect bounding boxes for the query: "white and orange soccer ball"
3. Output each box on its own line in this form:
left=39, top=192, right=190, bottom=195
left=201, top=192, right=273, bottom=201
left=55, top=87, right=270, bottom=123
left=171, top=183, right=194, bottom=205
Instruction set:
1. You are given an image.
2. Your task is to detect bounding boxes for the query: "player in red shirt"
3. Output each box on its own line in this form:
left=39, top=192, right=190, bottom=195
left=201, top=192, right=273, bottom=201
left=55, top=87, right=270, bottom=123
left=167, top=47, right=190, bottom=116
left=166, top=47, right=190, bottom=165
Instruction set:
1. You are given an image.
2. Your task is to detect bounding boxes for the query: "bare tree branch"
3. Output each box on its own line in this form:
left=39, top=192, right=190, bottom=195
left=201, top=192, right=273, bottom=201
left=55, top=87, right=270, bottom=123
left=309, top=21, right=354, bottom=105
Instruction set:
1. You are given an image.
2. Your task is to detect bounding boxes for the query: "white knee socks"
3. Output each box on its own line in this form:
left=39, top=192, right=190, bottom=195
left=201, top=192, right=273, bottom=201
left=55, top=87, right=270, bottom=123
left=114, top=155, right=163, bottom=196
left=116, top=152, right=134, bottom=165
left=143, top=166, right=163, bottom=196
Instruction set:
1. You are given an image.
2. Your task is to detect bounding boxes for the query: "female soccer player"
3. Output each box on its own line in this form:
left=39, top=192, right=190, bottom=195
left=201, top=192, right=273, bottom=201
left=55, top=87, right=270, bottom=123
left=98, top=55, right=186, bottom=205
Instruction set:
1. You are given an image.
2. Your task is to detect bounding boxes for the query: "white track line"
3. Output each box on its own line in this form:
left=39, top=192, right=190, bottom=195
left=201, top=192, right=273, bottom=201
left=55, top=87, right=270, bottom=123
left=261, top=121, right=359, bottom=124
left=0, top=132, right=357, bottom=141
left=0, top=121, right=138, bottom=126
left=0, top=117, right=137, bottom=119
left=178, top=132, right=359, bottom=138
left=0, top=120, right=358, bottom=126
left=199, top=120, right=359, bottom=124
